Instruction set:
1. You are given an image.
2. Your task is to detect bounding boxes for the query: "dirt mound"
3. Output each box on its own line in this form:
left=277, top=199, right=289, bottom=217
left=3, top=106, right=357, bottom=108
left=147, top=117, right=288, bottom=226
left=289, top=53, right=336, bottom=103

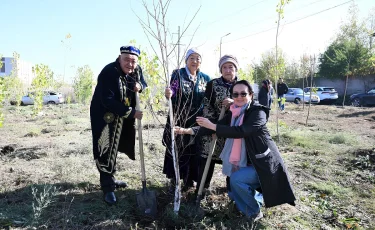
left=0, top=144, right=17, bottom=155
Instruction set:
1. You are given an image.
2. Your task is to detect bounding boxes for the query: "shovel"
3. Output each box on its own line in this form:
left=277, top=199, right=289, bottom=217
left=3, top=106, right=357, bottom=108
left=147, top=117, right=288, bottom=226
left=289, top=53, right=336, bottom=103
left=135, top=92, right=157, bottom=217
left=196, top=107, right=226, bottom=207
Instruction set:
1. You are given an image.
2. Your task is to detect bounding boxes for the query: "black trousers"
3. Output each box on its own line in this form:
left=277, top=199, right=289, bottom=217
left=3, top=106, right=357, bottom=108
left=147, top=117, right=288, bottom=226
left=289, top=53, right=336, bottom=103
left=97, top=166, right=116, bottom=193
left=196, top=156, right=216, bottom=189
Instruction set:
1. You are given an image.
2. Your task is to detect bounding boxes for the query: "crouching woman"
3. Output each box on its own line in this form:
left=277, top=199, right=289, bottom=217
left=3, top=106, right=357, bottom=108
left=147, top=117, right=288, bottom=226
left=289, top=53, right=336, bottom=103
left=175, top=80, right=296, bottom=221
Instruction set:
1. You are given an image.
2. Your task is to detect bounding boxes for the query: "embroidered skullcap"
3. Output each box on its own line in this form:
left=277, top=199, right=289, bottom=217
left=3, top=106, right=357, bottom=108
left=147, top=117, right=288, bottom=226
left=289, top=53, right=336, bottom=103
left=120, top=45, right=141, bottom=57
left=219, top=54, right=238, bottom=73
left=185, top=47, right=201, bottom=63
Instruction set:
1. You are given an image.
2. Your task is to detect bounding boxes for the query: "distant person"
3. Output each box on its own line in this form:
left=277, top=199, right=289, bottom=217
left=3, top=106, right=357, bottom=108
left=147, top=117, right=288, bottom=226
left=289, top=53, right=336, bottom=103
left=277, top=78, right=288, bottom=111
left=175, top=80, right=296, bottom=222
left=268, top=79, right=274, bottom=108
left=90, top=45, right=147, bottom=205
left=196, top=54, right=239, bottom=195
left=258, top=80, right=270, bottom=107
left=162, top=47, right=211, bottom=192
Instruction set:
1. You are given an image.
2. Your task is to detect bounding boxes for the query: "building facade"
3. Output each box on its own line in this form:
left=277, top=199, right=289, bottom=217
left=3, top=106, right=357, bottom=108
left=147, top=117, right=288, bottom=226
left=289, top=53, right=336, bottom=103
left=0, top=57, right=35, bottom=86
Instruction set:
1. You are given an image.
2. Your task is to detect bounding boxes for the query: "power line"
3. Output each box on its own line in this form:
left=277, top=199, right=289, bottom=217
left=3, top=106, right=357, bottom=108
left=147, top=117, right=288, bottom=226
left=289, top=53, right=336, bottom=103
left=204, top=0, right=269, bottom=26
left=238, top=0, right=327, bottom=30
left=224, top=0, right=353, bottom=44
left=193, top=0, right=331, bottom=49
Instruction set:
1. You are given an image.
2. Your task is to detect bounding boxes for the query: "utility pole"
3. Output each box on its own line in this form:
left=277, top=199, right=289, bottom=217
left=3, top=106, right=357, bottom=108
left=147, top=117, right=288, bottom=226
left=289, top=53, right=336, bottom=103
left=220, top=33, right=231, bottom=58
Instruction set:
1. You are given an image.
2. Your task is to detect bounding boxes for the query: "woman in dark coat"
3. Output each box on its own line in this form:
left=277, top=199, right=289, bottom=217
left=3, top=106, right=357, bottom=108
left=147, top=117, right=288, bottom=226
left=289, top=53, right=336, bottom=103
left=258, top=80, right=271, bottom=107
left=163, top=48, right=211, bottom=190
left=196, top=54, right=238, bottom=192
left=176, top=80, right=295, bottom=222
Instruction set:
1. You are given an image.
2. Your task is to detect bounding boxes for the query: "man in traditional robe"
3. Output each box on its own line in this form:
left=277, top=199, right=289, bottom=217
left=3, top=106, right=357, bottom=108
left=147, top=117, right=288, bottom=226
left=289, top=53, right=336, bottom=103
left=90, top=45, right=147, bottom=205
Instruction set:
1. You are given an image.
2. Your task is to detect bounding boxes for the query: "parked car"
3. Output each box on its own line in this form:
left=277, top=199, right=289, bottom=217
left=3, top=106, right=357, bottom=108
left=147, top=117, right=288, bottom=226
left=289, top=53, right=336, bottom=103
left=285, top=88, right=320, bottom=104
left=304, top=87, right=338, bottom=104
left=350, top=88, right=375, bottom=107
left=20, top=91, right=65, bottom=105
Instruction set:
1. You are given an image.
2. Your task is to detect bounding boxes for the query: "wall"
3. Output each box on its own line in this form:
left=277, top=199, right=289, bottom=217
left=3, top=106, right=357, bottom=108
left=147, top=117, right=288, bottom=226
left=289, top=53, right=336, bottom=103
left=292, top=75, right=375, bottom=96
left=0, top=57, right=13, bottom=76
left=0, top=57, right=35, bottom=87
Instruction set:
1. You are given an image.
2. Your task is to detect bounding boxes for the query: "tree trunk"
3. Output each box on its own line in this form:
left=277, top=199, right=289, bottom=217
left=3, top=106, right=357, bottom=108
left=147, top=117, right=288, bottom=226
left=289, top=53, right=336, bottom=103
left=306, top=55, right=315, bottom=126
left=275, top=4, right=281, bottom=143
left=343, top=74, right=349, bottom=107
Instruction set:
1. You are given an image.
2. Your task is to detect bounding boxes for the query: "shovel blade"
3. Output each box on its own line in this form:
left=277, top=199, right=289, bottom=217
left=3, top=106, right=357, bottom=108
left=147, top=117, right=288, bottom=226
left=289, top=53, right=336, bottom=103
left=136, top=189, right=157, bottom=217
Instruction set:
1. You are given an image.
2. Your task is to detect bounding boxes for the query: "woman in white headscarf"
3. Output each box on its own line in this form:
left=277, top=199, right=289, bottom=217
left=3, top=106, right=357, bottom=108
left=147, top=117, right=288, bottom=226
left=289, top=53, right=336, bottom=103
left=162, top=48, right=211, bottom=191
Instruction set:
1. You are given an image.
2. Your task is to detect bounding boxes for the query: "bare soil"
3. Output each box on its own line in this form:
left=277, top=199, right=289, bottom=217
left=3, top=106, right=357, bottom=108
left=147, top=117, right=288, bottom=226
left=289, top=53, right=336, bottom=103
left=0, top=103, right=374, bottom=229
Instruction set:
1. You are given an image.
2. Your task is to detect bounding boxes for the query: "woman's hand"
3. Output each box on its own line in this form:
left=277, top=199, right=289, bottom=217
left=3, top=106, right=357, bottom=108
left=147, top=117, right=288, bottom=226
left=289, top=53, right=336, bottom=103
left=174, top=126, right=184, bottom=135
left=165, top=87, right=173, bottom=99
left=196, top=117, right=216, bottom=131
left=222, top=98, right=234, bottom=107
left=174, top=126, right=193, bottom=135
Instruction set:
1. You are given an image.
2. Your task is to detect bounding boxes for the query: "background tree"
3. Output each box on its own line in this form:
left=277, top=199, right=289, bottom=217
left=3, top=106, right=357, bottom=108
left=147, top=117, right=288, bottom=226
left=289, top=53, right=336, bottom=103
left=306, top=55, right=316, bottom=125
left=259, top=48, right=287, bottom=83
left=319, top=39, right=373, bottom=106
left=299, top=53, right=311, bottom=110
left=61, top=33, right=72, bottom=83
left=129, top=40, right=164, bottom=122
left=275, top=0, right=291, bottom=141
left=4, top=52, right=25, bottom=106
left=31, top=64, right=52, bottom=116
left=252, top=63, right=267, bottom=86
left=73, top=65, right=94, bottom=104
left=284, top=60, right=300, bottom=86
left=318, top=2, right=374, bottom=105
left=237, top=64, right=254, bottom=83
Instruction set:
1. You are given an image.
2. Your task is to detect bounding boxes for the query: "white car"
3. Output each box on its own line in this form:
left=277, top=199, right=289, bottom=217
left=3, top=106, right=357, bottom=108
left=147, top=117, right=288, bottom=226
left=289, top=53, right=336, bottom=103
left=285, top=88, right=320, bottom=104
left=21, top=91, right=65, bottom=105
left=303, top=87, right=338, bottom=104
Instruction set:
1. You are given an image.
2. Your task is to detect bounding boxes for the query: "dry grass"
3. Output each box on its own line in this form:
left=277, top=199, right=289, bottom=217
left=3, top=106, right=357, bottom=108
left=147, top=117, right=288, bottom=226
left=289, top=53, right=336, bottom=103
left=0, top=103, right=374, bottom=229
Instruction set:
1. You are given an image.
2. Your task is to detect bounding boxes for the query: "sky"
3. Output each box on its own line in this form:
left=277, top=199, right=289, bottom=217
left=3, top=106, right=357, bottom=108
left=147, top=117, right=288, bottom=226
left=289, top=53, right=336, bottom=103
left=1, top=0, right=374, bottom=84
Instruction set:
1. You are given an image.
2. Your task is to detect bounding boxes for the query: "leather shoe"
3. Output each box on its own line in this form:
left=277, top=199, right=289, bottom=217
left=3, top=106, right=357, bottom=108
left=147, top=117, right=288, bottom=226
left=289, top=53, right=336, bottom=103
left=104, top=192, right=116, bottom=205
left=114, top=180, right=128, bottom=189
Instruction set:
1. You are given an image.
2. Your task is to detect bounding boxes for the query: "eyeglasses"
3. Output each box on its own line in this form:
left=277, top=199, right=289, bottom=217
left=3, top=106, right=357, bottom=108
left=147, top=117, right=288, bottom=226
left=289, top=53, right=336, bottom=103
left=232, top=92, right=248, bottom=98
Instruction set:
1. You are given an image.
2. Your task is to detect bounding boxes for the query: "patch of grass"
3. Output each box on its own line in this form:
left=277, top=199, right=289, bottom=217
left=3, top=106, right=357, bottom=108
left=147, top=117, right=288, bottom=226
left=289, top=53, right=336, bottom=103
left=62, top=116, right=76, bottom=125
left=329, top=134, right=348, bottom=144
left=24, top=128, right=41, bottom=137
left=293, top=215, right=310, bottom=226
left=308, top=181, right=352, bottom=198
left=31, top=184, right=59, bottom=226
left=301, top=162, right=310, bottom=169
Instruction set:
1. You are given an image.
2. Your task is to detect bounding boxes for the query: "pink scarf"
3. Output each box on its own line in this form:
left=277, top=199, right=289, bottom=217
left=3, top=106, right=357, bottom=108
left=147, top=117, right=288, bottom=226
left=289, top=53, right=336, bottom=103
left=229, top=104, right=245, bottom=165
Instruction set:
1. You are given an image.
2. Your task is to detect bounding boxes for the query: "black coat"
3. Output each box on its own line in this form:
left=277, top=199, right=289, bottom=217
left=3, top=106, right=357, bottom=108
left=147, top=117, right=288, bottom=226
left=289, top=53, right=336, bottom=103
left=198, top=77, right=236, bottom=162
left=162, top=68, right=211, bottom=179
left=277, top=82, right=289, bottom=96
left=195, top=103, right=296, bottom=208
left=90, top=58, right=147, bottom=173
left=258, top=86, right=270, bottom=107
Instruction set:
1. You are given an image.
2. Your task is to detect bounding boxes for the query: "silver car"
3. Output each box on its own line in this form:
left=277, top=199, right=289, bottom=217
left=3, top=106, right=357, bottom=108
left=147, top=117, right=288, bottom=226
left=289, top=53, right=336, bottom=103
left=304, top=87, right=338, bottom=104
left=285, top=88, right=320, bottom=104
left=21, top=91, right=65, bottom=105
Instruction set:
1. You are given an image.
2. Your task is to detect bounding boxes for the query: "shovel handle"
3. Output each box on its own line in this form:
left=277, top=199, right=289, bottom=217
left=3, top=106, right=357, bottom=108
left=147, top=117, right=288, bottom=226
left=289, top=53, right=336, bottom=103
left=136, top=92, right=146, bottom=184
left=197, top=106, right=226, bottom=197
